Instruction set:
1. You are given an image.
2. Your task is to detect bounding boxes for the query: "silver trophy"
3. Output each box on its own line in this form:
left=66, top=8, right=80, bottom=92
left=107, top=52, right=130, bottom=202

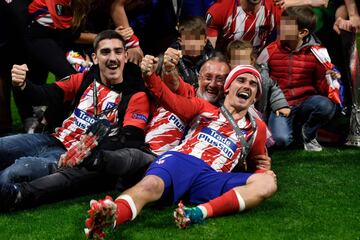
left=343, top=31, right=360, bottom=146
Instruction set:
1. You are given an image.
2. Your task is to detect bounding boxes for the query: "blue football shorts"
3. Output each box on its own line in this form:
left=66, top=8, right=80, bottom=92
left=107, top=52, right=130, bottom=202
left=146, top=151, right=252, bottom=204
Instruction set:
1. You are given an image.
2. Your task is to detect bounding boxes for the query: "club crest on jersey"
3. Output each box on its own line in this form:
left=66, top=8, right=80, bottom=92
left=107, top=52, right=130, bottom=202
left=105, top=102, right=116, bottom=110
left=55, top=4, right=64, bottom=16
left=168, top=114, right=185, bottom=131
left=198, top=127, right=237, bottom=158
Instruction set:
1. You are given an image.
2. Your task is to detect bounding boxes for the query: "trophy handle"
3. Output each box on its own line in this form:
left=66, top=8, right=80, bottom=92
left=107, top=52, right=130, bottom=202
left=342, top=31, right=360, bottom=146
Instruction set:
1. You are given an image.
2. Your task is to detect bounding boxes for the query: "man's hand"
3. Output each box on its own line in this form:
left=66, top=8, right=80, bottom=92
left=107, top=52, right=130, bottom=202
left=333, top=17, right=354, bottom=34
left=140, top=55, right=159, bottom=77
left=253, top=154, right=272, bottom=171
left=335, top=15, right=360, bottom=34
left=115, top=26, right=134, bottom=41
left=127, top=47, right=144, bottom=65
left=326, top=69, right=341, bottom=79
left=11, top=64, right=28, bottom=89
left=163, top=47, right=181, bottom=73
left=276, top=107, right=291, bottom=117
left=349, top=15, right=360, bottom=33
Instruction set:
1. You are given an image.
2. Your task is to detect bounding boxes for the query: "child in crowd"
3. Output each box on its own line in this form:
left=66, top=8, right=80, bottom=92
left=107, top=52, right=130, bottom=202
left=257, top=6, right=339, bottom=151
left=160, top=16, right=215, bottom=89
left=226, top=40, right=290, bottom=123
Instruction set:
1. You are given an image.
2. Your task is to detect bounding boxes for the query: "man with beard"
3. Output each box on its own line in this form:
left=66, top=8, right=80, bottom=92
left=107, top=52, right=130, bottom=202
left=145, top=54, right=230, bottom=155
left=0, top=30, right=150, bottom=209
left=257, top=6, right=338, bottom=151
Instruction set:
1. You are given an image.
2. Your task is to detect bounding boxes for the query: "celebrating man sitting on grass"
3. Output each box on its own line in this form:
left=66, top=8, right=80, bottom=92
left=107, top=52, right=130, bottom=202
left=84, top=55, right=277, bottom=239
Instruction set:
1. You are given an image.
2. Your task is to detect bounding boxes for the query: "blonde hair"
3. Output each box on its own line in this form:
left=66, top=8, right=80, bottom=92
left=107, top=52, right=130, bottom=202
left=226, top=40, right=254, bottom=60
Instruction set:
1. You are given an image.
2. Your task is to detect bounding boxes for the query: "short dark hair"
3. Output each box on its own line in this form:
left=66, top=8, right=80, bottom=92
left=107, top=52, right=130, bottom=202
left=282, top=6, right=317, bottom=33
left=178, top=16, right=207, bottom=37
left=93, top=30, right=125, bottom=51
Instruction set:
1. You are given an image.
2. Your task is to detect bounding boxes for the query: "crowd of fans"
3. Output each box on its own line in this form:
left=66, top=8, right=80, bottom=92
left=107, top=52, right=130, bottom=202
left=0, top=0, right=359, bottom=239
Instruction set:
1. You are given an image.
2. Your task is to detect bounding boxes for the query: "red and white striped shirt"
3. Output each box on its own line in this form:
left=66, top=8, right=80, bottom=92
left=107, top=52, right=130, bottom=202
left=147, top=74, right=267, bottom=173
left=53, top=73, right=149, bottom=150
left=28, top=0, right=72, bottom=29
left=145, top=78, right=196, bottom=155
left=206, top=0, right=282, bottom=54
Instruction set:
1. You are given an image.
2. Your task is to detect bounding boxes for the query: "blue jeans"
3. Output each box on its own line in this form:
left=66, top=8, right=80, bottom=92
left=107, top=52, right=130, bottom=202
left=0, top=134, right=65, bottom=184
left=268, top=95, right=336, bottom=148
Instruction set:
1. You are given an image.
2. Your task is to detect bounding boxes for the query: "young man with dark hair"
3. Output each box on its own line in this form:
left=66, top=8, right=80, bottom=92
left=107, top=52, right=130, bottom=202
left=0, top=30, right=150, bottom=210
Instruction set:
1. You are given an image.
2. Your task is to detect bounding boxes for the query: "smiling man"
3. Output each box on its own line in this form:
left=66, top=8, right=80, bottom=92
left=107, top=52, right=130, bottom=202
left=0, top=30, right=150, bottom=211
left=84, top=60, right=276, bottom=239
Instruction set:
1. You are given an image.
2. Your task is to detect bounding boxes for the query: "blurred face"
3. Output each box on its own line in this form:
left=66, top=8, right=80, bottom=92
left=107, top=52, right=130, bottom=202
left=225, top=73, right=258, bottom=111
left=92, top=38, right=127, bottom=85
left=229, top=48, right=254, bottom=68
left=197, top=60, right=230, bottom=104
left=180, top=32, right=207, bottom=57
left=280, top=18, right=299, bottom=47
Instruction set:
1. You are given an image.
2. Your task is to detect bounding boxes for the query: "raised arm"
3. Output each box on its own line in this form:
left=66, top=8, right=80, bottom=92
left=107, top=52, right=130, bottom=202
left=111, top=0, right=144, bottom=65
left=140, top=55, right=207, bottom=122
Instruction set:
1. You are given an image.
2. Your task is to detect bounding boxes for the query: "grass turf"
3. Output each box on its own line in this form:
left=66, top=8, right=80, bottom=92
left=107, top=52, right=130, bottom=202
left=0, top=148, right=359, bottom=240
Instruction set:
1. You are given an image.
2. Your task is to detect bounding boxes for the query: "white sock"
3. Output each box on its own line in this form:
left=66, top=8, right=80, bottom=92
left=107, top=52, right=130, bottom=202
left=197, top=205, right=208, bottom=219
left=234, top=191, right=246, bottom=211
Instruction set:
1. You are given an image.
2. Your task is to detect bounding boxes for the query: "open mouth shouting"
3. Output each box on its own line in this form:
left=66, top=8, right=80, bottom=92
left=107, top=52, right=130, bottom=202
left=237, top=91, right=250, bottom=100
left=106, top=61, right=120, bottom=70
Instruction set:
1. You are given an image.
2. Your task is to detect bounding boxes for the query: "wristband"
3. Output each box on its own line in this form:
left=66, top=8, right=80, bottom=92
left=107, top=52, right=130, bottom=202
left=125, top=34, right=140, bottom=49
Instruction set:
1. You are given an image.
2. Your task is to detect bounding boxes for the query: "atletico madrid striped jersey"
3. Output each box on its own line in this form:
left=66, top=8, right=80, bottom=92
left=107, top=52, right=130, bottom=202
left=53, top=73, right=149, bottom=150
left=28, top=0, right=72, bottom=29
left=145, top=78, right=196, bottom=155
left=146, top=73, right=267, bottom=173
left=206, top=0, right=282, bottom=55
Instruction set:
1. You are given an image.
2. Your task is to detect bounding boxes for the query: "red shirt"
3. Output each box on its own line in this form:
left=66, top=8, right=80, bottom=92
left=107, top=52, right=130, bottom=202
left=145, top=77, right=196, bottom=155
left=29, top=0, right=72, bottom=29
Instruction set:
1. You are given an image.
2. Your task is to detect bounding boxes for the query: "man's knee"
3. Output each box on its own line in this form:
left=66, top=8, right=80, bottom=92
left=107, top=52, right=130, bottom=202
left=248, top=173, right=277, bottom=199
left=314, top=97, right=336, bottom=119
left=272, top=133, right=292, bottom=148
left=136, top=175, right=164, bottom=197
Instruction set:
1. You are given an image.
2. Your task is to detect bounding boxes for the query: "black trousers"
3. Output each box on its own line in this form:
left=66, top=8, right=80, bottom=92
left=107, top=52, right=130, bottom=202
left=18, top=148, right=155, bottom=208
